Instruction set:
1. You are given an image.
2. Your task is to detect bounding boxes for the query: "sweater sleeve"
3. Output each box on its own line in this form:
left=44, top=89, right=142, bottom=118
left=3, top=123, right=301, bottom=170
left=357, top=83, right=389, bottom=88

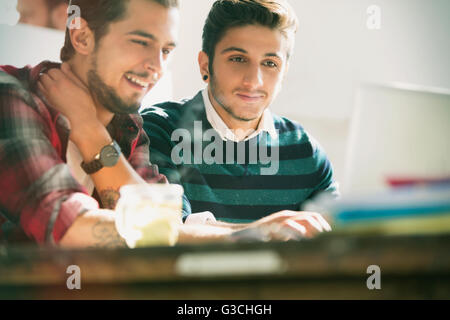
left=307, top=135, right=340, bottom=202
left=141, top=106, right=192, bottom=221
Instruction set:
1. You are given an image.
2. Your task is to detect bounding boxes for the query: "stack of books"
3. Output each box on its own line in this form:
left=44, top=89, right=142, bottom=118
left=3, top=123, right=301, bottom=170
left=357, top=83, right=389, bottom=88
left=305, top=182, right=450, bottom=236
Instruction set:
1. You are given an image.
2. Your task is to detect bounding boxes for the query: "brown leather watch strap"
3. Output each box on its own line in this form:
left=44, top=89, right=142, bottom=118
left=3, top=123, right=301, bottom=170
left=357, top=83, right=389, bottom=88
left=81, top=158, right=103, bottom=174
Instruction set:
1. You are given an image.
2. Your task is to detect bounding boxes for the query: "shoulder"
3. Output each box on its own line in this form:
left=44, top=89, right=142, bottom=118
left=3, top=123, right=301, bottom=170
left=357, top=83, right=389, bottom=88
left=140, top=100, right=186, bottom=139
left=272, top=113, right=330, bottom=159
left=272, top=114, right=305, bottom=133
left=0, top=66, right=57, bottom=126
left=0, top=66, right=34, bottom=105
left=0, top=63, right=60, bottom=117
left=141, top=92, right=204, bottom=132
left=272, top=114, right=313, bottom=145
left=141, top=100, right=185, bottom=122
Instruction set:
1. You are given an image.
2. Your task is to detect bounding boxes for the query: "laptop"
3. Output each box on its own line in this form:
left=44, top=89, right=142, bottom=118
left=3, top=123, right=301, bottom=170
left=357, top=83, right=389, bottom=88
left=343, top=82, right=450, bottom=195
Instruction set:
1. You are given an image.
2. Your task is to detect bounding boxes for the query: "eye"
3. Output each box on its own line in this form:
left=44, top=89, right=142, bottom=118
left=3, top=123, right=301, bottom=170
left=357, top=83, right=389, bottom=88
left=229, top=56, right=246, bottom=63
left=162, top=48, right=172, bottom=56
left=131, top=40, right=148, bottom=47
left=263, top=60, right=278, bottom=68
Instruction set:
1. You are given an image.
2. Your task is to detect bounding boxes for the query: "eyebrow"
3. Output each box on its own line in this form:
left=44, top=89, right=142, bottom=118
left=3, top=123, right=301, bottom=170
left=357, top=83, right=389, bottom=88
left=265, top=52, right=283, bottom=60
left=221, top=47, right=247, bottom=54
left=127, top=30, right=177, bottom=47
left=221, top=47, right=282, bottom=60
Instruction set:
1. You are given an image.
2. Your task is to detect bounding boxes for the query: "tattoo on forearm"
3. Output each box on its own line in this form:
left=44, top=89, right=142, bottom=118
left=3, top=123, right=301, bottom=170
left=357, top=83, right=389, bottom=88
left=91, top=220, right=126, bottom=249
left=99, top=188, right=121, bottom=209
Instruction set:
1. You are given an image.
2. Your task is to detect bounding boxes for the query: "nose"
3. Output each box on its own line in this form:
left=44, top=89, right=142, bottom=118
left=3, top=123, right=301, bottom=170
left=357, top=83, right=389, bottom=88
left=242, top=63, right=263, bottom=89
left=144, top=49, right=164, bottom=80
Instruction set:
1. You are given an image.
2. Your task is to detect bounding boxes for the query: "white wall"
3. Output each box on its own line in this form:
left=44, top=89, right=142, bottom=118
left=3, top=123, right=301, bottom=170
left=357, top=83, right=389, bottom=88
left=0, top=24, right=64, bottom=66
left=279, top=0, right=450, bottom=119
left=168, top=0, right=214, bottom=101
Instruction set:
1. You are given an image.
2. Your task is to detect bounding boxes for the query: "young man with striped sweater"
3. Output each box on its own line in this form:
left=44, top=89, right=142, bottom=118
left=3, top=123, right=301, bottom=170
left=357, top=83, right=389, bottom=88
left=141, top=0, right=338, bottom=238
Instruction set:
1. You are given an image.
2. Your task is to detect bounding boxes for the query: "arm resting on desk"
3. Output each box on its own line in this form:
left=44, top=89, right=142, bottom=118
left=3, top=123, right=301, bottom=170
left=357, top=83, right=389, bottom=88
left=59, top=210, right=126, bottom=248
left=59, top=211, right=239, bottom=248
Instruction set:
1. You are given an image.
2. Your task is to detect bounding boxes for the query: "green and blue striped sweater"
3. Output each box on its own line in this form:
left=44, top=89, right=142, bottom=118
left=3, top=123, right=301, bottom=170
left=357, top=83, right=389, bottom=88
left=141, top=91, right=338, bottom=223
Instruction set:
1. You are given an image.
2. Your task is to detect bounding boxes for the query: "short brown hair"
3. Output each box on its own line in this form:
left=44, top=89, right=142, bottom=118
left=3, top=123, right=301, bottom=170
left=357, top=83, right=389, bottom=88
left=202, top=0, right=298, bottom=71
left=60, top=0, right=179, bottom=62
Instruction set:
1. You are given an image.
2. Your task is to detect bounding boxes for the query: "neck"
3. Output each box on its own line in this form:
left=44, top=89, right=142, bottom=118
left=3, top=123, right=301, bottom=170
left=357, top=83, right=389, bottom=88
left=67, top=58, right=115, bottom=127
left=207, top=89, right=262, bottom=141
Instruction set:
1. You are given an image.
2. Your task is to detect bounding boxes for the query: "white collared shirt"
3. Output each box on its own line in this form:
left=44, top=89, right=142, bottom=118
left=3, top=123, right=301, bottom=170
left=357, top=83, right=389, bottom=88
left=202, top=88, right=278, bottom=143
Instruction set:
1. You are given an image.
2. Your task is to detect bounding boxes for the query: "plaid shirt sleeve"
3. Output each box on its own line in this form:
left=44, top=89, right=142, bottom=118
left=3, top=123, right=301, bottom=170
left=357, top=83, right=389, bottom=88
left=127, top=123, right=168, bottom=184
left=0, top=91, right=98, bottom=245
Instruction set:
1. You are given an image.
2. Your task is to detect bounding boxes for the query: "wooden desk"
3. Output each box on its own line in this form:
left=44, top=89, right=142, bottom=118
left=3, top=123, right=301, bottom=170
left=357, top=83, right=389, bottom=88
left=1, top=234, right=449, bottom=299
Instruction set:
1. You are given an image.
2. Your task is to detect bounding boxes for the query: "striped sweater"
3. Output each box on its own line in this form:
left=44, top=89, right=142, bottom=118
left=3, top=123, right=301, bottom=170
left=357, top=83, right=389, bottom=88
left=141, top=91, right=338, bottom=223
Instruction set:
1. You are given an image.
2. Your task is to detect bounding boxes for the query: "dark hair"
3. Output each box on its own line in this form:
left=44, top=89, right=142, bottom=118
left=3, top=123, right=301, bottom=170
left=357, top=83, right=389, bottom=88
left=202, top=0, right=298, bottom=72
left=60, top=0, right=179, bottom=62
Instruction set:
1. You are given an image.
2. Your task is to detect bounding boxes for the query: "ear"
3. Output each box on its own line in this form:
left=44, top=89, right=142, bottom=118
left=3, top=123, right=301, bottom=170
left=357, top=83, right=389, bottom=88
left=69, top=18, right=96, bottom=56
left=198, top=51, right=210, bottom=83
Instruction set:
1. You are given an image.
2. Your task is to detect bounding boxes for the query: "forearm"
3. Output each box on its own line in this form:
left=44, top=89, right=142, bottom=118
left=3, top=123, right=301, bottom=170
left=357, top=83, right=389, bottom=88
left=177, top=224, right=235, bottom=244
left=71, top=120, right=146, bottom=208
left=60, top=214, right=235, bottom=247
left=59, top=209, right=127, bottom=249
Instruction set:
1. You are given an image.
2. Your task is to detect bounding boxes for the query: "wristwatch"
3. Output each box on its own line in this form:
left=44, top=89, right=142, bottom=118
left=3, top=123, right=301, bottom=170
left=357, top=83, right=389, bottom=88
left=81, top=140, right=122, bottom=174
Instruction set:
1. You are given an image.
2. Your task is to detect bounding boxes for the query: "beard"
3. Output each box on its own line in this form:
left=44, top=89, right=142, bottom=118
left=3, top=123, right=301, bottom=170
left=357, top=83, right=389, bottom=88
left=87, top=62, right=141, bottom=115
left=209, top=74, right=258, bottom=123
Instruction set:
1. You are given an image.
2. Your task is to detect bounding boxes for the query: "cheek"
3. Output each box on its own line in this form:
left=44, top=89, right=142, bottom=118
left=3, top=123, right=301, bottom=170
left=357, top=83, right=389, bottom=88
left=265, top=72, right=283, bottom=95
left=94, top=55, right=127, bottom=85
left=216, top=65, right=242, bottom=88
left=97, top=41, right=141, bottom=74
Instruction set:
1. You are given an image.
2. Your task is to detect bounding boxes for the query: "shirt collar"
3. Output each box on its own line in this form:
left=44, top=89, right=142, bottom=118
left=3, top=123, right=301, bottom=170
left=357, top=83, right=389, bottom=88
left=201, top=87, right=278, bottom=142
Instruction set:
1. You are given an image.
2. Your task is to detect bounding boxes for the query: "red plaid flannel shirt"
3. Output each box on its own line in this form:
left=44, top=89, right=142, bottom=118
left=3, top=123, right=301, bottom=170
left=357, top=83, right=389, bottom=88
left=0, top=61, right=167, bottom=246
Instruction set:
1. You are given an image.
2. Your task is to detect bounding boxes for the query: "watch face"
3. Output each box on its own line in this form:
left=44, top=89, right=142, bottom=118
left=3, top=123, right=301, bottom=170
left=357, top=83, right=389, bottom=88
left=100, top=145, right=120, bottom=167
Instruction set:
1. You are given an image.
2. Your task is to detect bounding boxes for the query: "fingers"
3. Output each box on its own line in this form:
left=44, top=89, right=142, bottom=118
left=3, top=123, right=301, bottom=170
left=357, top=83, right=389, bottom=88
left=38, top=69, right=64, bottom=94
left=296, top=215, right=324, bottom=233
left=312, top=213, right=332, bottom=232
left=290, top=212, right=332, bottom=233
left=259, top=222, right=303, bottom=242
left=249, top=210, right=332, bottom=243
left=282, top=220, right=307, bottom=240
left=279, top=218, right=318, bottom=240
left=256, top=210, right=297, bottom=226
left=37, top=73, right=53, bottom=95
left=46, top=68, right=64, bottom=81
left=301, top=212, right=332, bottom=232
left=285, top=219, right=307, bottom=235
left=36, top=80, right=47, bottom=96
left=39, top=65, right=83, bottom=93
left=267, top=211, right=332, bottom=241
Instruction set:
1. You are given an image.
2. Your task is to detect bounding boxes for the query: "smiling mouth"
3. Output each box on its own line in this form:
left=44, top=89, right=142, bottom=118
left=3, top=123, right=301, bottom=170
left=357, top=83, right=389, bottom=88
left=124, top=74, right=152, bottom=90
left=236, top=93, right=265, bottom=102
